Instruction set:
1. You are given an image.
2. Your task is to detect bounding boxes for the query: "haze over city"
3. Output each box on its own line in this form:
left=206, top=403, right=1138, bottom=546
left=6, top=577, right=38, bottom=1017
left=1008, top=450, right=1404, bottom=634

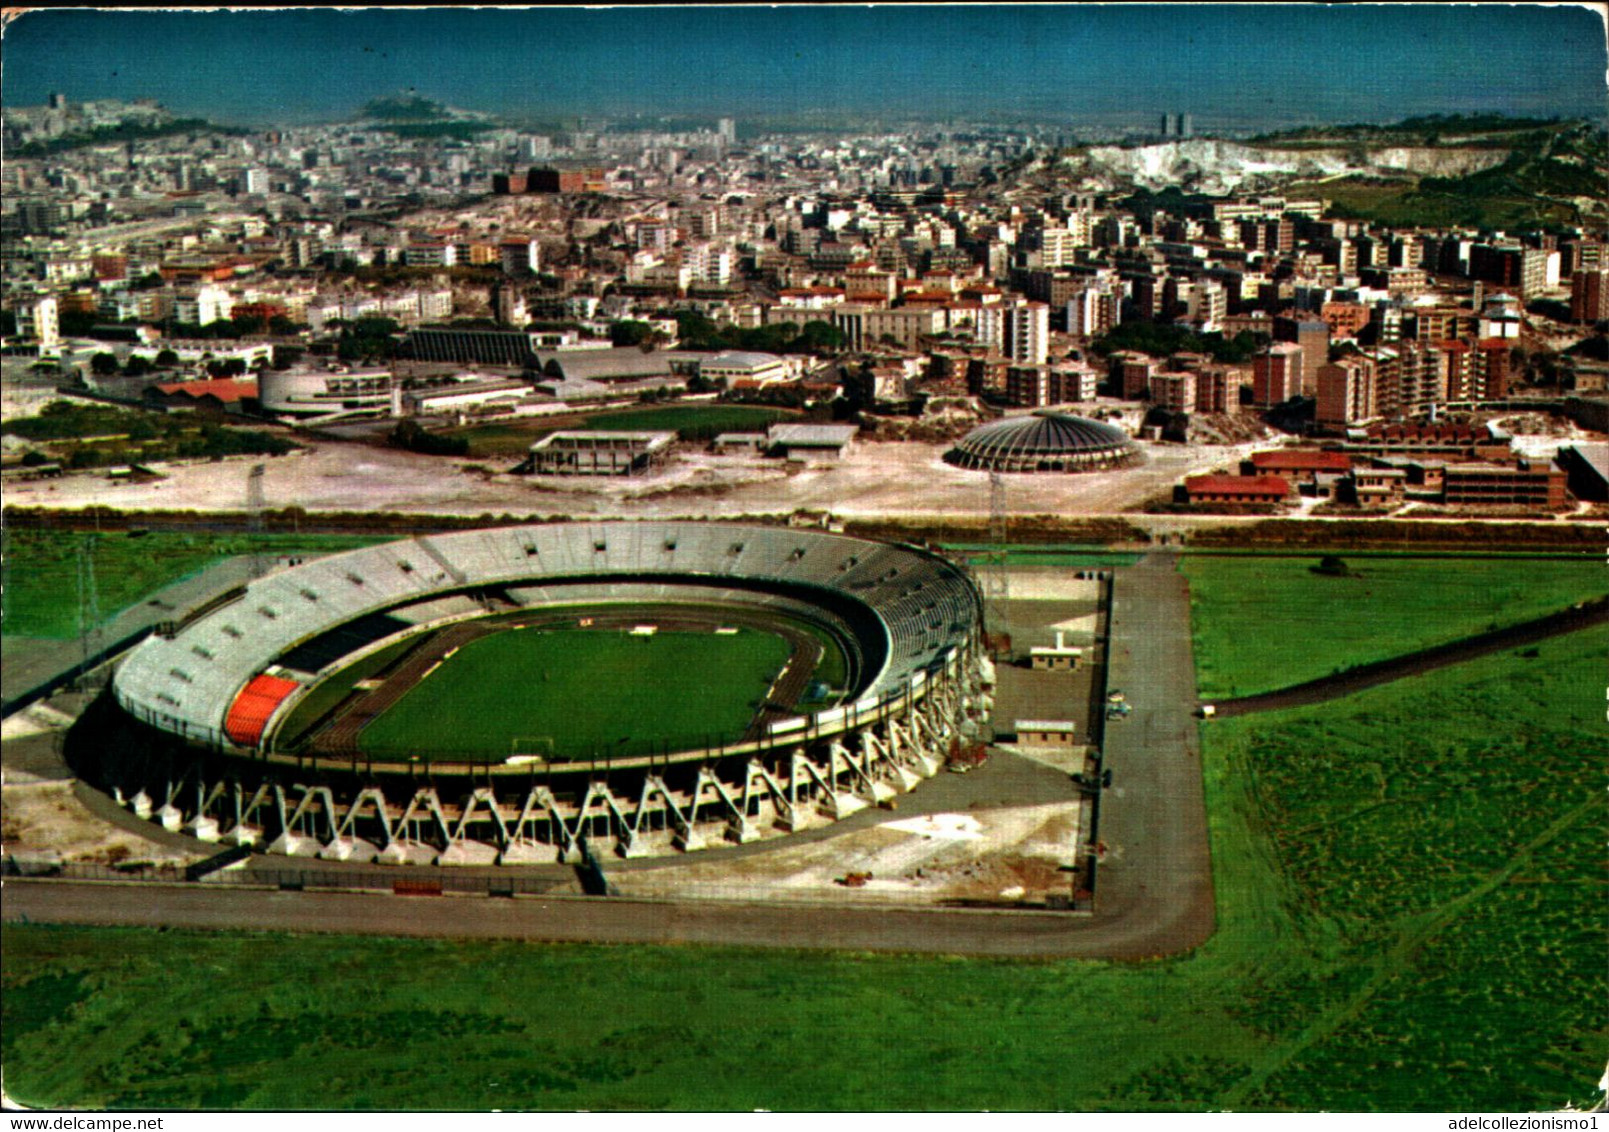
left=4, top=4, right=1605, bottom=130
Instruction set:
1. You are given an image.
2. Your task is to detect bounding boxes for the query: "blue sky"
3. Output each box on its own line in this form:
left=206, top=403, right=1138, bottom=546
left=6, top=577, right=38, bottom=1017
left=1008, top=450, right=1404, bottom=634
left=4, top=6, right=1604, bottom=130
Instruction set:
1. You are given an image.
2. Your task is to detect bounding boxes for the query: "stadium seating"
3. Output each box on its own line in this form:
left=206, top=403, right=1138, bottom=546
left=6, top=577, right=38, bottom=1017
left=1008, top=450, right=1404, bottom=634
left=114, top=522, right=981, bottom=751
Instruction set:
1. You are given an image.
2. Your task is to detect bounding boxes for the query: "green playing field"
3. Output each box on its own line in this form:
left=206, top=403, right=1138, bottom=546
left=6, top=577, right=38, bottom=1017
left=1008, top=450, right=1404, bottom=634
left=356, top=626, right=793, bottom=761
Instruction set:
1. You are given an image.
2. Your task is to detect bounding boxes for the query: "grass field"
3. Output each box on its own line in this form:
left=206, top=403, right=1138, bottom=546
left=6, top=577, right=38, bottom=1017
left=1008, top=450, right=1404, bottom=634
left=1181, top=553, right=1607, bottom=699
left=357, top=627, right=793, bottom=761
left=0, top=530, right=388, bottom=640
left=943, top=543, right=1144, bottom=569
left=4, top=620, right=1600, bottom=1110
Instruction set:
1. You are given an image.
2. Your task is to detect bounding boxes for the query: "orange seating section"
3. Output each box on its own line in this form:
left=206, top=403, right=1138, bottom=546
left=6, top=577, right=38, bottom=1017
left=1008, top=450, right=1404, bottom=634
left=224, top=674, right=301, bottom=746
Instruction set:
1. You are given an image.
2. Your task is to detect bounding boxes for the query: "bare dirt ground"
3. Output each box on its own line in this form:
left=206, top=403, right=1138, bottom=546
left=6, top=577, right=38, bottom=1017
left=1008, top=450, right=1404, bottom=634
left=3, top=434, right=1264, bottom=522
left=611, top=802, right=1082, bottom=906
left=2, top=704, right=198, bottom=867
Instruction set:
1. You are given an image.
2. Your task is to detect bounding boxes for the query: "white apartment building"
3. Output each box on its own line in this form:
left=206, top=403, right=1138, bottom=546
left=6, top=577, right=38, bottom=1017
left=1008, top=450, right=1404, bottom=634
left=977, top=300, right=1049, bottom=365
left=404, top=242, right=458, bottom=268
left=13, top=295, right=60, bottom=351
left=1066, top=284, right=1123, bottom=337
left=173, top=283, right=234, bottom=327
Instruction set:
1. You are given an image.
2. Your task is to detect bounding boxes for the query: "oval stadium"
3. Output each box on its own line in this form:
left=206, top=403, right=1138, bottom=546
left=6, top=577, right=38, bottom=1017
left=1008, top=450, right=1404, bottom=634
left=86, top=522, right=990, bottom=865
left=946, top=410, right=1141, bottom=473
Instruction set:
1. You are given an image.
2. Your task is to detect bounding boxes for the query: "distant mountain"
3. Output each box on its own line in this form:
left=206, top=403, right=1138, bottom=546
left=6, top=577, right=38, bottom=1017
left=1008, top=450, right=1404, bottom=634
left=360, top=95, right=450, bottom=122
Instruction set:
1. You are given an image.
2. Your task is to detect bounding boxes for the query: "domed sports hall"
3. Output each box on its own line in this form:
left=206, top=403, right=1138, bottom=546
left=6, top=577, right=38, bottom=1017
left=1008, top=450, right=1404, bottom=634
left=947, top=410, right=1141, bottom=473
left=88, top=521, right=990, bottom=864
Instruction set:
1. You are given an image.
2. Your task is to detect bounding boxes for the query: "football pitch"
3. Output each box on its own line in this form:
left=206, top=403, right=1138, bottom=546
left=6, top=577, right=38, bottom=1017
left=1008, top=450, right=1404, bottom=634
left=356, top=627, right=793, bottom=761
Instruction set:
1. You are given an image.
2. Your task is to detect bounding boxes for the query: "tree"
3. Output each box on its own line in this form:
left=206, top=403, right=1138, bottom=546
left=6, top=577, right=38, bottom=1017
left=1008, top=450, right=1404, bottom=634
left=90, top=352, right=120, bottom=376
left=609, top=319, right=653, bottom=347
left=387, top=418, right=469, bottom=457
left=793, top=320, right=845, bottom=355
left=271, top=345, right=305, bottom=370
left=154, top=349, right=180, bottom=368
left=123, top=354, right=153, bottom=378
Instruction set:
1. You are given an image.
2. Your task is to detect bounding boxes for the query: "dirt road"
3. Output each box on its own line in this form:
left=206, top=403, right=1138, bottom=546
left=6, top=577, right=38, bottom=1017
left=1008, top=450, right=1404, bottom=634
left=2, top=873, right=1195, bottom=958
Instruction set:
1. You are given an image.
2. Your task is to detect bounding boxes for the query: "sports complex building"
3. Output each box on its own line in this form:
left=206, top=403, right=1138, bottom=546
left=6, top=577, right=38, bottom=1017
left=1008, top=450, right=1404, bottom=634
left=92, top=522, right=990, bottom=864
left=946, top=411, right=1142, bottom=474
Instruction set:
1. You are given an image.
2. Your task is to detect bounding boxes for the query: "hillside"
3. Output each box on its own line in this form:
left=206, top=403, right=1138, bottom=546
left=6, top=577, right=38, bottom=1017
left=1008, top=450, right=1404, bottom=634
left=1031, top=114, right=1607, bottom=230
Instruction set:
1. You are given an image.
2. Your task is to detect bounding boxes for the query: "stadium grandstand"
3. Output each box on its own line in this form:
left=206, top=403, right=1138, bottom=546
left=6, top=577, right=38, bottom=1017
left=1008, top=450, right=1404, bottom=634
left=94, top=522, right=990, bottom=864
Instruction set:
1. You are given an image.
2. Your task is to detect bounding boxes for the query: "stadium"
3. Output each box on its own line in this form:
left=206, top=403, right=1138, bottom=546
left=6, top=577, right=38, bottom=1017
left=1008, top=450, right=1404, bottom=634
left=86, top=522, right=990, bottom=864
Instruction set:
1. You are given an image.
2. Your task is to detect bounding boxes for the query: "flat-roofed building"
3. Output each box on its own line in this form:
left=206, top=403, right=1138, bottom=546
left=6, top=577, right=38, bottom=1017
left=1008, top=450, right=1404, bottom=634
left=1346, top=467, right=1407, bottom=507
left=700, top=351, right=789, bottom=386
left=1273, top=317, right=1331, bottom=393
left=1441, top=461, right=1567, bottom=508
left=1571, top=268, right=1608, bottom=324
left=1005, top=362, right=1098, bottom=407
left=1117, top=352, right=1158, bottom=400
left=864, top=306, right=945, bottom=351
left=1029, top=630, right=1083, bottom=671
left=1148, top=370, right=1197, bottom=414
left=1316, top=355, right=1377, bottom=429
left=1195, top=366, right=1238, bottom=414
left=403, top=378, right=531, bottom=416
left=1252, top=342, right=1303, bottom=407
left=1015, top=719, right=1077, bottom=747
left=1556, top=443, right=1609, bottom=502
left=521, top=431, right=675, bottom=476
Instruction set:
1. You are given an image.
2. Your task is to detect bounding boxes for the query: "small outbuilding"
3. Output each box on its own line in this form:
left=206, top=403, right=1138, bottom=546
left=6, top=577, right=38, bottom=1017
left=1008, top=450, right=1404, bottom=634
left=1015, top=719, right=1077, bottom=747
left=1029, top=630, right=1083, bottom=671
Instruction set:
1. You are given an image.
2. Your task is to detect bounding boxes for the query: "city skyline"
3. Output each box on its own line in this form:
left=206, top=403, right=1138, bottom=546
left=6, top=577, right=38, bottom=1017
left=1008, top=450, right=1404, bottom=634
left=3, top=4, right=1605, bottom=131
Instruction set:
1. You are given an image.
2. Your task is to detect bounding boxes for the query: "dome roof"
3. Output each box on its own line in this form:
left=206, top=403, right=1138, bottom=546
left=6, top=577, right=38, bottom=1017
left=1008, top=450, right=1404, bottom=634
left=949, top=411, right=1139, bottom=472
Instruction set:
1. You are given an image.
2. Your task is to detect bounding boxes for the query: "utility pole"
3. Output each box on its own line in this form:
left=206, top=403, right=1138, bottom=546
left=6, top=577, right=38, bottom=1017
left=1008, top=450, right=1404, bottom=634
left=982, top=471, right=1011, bottom=627
left=247, top=463, right=268, bottom=579
left=76, top=535, right=103, bottom=690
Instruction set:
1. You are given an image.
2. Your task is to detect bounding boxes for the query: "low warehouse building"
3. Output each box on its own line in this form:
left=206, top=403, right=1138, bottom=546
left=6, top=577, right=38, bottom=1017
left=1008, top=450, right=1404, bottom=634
left=1029, top=631, right=1083, bottom=671
left=768, top=423, right=858, bottom=461
left=1182, top=474, right=1290, bottom=505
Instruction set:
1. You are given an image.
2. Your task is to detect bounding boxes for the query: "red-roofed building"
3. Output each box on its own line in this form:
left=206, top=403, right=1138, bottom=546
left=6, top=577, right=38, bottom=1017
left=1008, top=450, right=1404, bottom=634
left=1245, top=449, right=1353, bottom=482
left=1183, top=474, right=1291, bottom=504
left=146, top=379, right=259, bottom=415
